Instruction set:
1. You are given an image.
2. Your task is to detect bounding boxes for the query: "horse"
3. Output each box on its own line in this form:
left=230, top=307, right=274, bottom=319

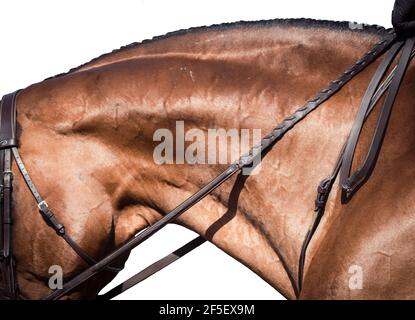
left=3, top=18, right=415, bottom=299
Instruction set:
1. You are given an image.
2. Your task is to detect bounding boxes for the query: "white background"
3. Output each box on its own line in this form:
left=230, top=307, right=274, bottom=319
left=0, top=0, right=394, bottom=299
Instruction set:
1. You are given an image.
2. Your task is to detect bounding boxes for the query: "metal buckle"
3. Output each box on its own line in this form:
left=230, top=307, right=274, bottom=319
left=37, top=200, right=65, bottom=235
left=2, top=170, right=13, bottom=188
left=37, top=200, right=48, bottom=211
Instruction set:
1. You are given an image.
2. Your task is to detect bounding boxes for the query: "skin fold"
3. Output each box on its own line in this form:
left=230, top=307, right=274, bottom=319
left=5, top=20, right=415, bottom=299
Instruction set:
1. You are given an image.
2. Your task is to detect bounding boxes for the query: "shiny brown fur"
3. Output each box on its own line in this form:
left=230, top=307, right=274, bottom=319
left=7, top=19, right=415, bottom=299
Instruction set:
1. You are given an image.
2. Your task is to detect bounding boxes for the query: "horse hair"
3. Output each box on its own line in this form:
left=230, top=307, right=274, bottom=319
left=46, top=18, right=388, bottom=81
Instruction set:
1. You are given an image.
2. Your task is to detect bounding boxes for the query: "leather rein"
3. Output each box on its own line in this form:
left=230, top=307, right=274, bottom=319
left=0, top=29, right=413, bottom=300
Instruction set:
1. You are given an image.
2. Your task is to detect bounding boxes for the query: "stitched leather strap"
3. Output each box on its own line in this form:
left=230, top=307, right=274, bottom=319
left=340, top=37, right=415, bottom=203
left=11, top=147, right=121, bottom=273
left=298, top=37, right=415, bottom=291
left=0, top=92, right=18, bottom=150
left=0, top=92, right=19, bottom=299
left=0, top=148, right=16, bottom=300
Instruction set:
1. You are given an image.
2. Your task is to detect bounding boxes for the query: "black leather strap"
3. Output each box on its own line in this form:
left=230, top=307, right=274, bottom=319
left=0, top=93, right=19, bottom=299
left=340, top=37, right=415, bottom=203
left=98, top=236, right=206, bottom=300
left=0, top=90, right=121, bottom=300
left=2, top=149, right=13, bottom=260
left=3, top=148, right=17, bottom=298
left=0, top=150, right=4, bottom=259
left=298, top=146, right=343, bottom=291
left=11, top=148, right=121, bottom=273
left=0, top=92, right=18, bottom=150
left=298, top=37, right=415, bottom=291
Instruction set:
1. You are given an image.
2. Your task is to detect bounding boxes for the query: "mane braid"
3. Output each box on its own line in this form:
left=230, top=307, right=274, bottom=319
left=46, top=18, right=389, bottom=81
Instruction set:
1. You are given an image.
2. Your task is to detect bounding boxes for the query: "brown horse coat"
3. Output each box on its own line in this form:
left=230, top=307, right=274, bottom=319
left=6, top=19, right=415, bottom=299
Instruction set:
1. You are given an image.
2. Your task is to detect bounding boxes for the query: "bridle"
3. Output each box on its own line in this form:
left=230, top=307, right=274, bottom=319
left=0, top=94, right=122, bottom=300
left=0, top=26, right=413, bottom=299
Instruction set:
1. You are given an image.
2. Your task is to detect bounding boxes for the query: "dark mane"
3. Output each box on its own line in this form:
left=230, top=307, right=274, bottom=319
left=49, top=18, right=389, bottom=80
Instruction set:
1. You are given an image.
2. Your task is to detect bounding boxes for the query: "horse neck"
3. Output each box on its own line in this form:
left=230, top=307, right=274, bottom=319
left=15, top=23, right=393, bottom=299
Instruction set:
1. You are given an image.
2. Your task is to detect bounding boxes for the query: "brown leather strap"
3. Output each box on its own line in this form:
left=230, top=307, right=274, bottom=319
left=298, top=37, right=415, bottom=292
left=0, top=91, right=119, bottom=301
left=0, top=92, right=19, bottom=299
left=11, top=148, right=121, bottom=273
left=298, top=146, right=343, bottom=291
left=0, top=92, right=18, bottom=150
left=0, top=146, right=18, bottom=299
left=98, top=236, right=206, bottom=300
left=0, top=150, right=4, bottom=258
left=341, top=37, right=415, bottom=203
